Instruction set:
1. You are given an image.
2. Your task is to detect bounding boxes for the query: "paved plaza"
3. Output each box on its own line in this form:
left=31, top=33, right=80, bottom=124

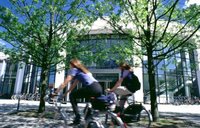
left=0, top=99, right=200, bottom=128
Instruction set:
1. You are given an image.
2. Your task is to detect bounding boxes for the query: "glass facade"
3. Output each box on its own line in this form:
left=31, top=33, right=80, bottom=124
left=78, top=34, right=131, bottom=69
left=48, top=65, right=56, bottom=84
left=22, top=65, right=56, bottom=94
left=0, top=60, right=17, bottom=98
left=143, top=49, right=198, bottom=103
left=93, top=73, right=119, bottom=94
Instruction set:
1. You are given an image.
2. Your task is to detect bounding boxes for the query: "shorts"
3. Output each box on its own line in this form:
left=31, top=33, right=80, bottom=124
left=114, top=86, right=132, bottom=96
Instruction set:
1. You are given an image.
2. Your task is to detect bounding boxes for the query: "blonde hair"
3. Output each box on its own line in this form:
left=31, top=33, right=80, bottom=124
left=70, top=58, right=90, bottom=74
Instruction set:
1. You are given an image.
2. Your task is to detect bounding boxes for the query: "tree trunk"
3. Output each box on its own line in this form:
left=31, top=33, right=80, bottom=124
left=147, top=50, right=159, bottom=121
left=148, top=66, right=159, bottom=121
left=38, top=68, right=48, bottom=113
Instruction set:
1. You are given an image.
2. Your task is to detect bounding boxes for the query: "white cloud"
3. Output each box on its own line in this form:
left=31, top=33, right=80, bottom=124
left=186, top=0, right=200, bottom=7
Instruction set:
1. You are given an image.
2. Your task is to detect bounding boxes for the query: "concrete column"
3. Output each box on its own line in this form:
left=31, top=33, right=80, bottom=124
left=134, top=66, right=144, bottom=102
left=55, top=49, right=66, bottom=89
left=54, top=64, right=65, bottom=88
left=54, top=63, right=69, bottom=101
left=26, top=65, right=33, bottom=93
left=194, top=49, right=200, bottom=97
left=14, top=62, right=25, bottom=94
left=197, top=71, right=200, bottom=97
left=133, top=55, right=144, bottom=102
left=0, top=52, right=8, bottom=82
left=184, top=84, right=191, bottom=97
left=0, top=60, right=6, bottom=92
left=183, top=52, right=191, bottom=97
left=0, top=60, right=6, bottom=78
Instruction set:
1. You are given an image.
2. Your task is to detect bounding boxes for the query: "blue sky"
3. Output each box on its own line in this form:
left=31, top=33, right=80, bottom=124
left=0, top=0, right=11, bottom=48
left=0, top=0, right=10, bottom=7
left=179, top=0, right=186, bottom=7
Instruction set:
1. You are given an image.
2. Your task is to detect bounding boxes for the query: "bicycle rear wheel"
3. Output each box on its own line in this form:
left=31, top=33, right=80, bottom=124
left=133, top=106, right=152, bottom=128
left=120, top=104, right=152, bottom=128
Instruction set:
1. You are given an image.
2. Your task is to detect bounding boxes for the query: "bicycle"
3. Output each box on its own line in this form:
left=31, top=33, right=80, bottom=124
left=113, top=94, right=153, bottom=128
left=82, top=94, right=127, bottom=128
left=55, top=92, right=126, bottom=128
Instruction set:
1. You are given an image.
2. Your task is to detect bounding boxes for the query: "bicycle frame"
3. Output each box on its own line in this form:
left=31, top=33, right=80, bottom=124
left=49, top=91, right=126, bottom=127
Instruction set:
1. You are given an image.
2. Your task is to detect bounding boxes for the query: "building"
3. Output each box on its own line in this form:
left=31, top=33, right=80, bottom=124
left=0, top=19, right=200, bottom=104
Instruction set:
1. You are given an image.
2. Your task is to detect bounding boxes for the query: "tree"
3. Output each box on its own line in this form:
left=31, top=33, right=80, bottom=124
left=88, top=0, right=200, bottom=121
left=0, top=0, right=94, bottom=113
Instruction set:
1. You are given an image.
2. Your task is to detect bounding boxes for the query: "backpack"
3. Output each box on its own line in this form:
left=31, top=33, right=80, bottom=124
left=121, top=71, right=141, bottom=93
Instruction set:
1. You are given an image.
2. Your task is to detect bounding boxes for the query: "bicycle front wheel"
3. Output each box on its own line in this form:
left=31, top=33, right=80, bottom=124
left=105, top=111, right=127, bottom=128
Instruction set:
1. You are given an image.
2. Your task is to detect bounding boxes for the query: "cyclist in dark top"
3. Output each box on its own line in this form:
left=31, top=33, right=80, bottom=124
left=106, top=62, right=133, bottom=111
left=55, top=58, right=103, bottom=124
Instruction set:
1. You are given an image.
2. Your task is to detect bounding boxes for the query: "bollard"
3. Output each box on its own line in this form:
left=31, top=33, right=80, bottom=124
left=17, top=95, right=20, bottom=112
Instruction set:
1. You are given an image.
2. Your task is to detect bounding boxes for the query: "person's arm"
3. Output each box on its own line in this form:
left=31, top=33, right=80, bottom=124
left=65, top=79, right=79, bottom=95
left=55, top=75, right=73, bottom=94
left=109, top=77, right=124, bottom=92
